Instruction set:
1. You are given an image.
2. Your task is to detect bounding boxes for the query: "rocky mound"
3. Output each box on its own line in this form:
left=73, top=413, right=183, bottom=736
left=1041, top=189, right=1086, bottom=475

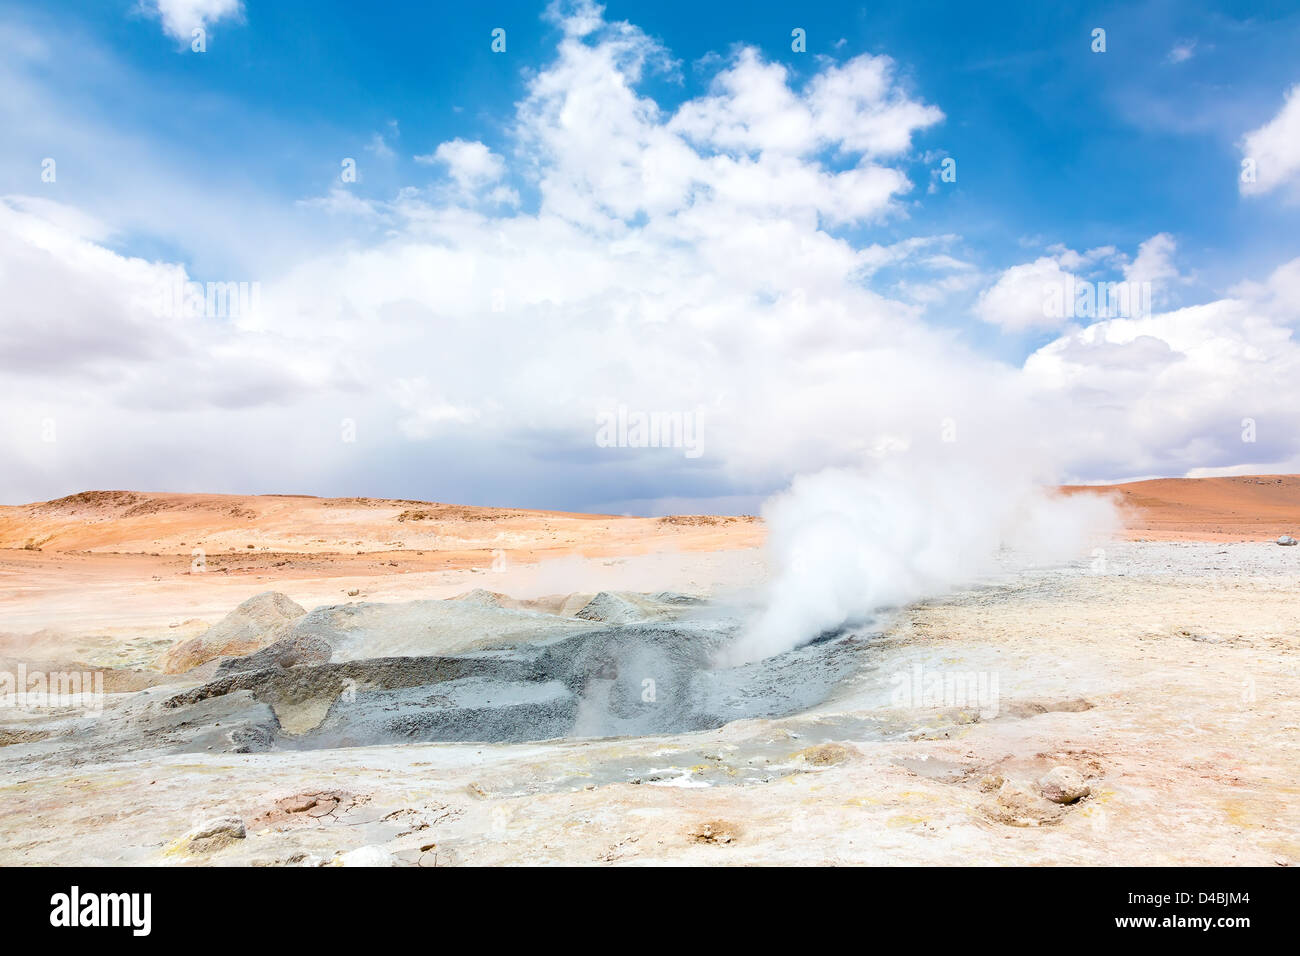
left=284, top=598, right=600, bottom=661
left=159, top=591, right=306, bottom=673
left=574, top=591, right=693, bottom=625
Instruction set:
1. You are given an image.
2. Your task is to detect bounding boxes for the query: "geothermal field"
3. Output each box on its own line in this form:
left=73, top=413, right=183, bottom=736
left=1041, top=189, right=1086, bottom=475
left=1, top=476, right=1297, bottom=866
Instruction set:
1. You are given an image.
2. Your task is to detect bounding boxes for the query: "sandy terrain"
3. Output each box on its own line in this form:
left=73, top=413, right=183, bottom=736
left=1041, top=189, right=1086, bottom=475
left=1065, top=474, right=1300, bottom=542
left=0, top=478, right=1297, bottom=866
left=0, top=491, right=761, bottom=664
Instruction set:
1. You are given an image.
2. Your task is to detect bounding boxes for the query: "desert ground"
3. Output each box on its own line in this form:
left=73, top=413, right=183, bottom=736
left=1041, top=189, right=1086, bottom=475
left=0, top=476, right=1297, bottom=866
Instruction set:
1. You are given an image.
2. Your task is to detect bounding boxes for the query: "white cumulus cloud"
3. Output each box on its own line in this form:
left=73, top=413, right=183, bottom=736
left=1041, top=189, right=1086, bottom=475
left=5, top=2, right=1300, bottom=511
left=145, top=0, right=244, bottom=43
left=416, top=139, right=509, bottom=195
left=975, top=257, right=1079, bottom=332
left=1240, top=84, right=1300, bottom=199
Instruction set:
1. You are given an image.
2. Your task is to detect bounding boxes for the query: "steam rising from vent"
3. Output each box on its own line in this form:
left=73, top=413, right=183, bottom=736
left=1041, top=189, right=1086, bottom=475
left=721, top=455, right=1121, bottom=665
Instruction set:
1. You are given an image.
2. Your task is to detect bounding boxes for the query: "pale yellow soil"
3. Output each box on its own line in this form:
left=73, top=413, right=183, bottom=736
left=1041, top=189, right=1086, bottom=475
left=1, top=555, right=1296, bottom=866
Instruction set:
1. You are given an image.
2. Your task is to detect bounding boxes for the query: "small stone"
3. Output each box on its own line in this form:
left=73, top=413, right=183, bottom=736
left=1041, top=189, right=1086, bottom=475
left=1039, top=766, right=1090, bottom=804
left=188, top=817, right=246, bottom=841
left=1277, top=535, right=1297, bottom=546
left=170, top=816, right=246, bottom=855
left=689, top=820, right=740, bottom=844
left=335, top=845, right=396, bottom=867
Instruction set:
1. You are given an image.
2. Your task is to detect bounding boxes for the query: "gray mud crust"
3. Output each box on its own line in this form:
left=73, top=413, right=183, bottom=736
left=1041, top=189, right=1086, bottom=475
left=158, top=618, right=871, bottom=749
left=3, top=593, right=875, bottom=764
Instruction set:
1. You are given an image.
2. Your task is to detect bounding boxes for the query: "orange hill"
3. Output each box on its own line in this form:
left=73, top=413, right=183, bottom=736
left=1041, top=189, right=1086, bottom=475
left=1, top=475, right=1297, bottom=554
left=1063, top=474, right=1300, bottom=541
left=0, top=489, right=760, bottom=557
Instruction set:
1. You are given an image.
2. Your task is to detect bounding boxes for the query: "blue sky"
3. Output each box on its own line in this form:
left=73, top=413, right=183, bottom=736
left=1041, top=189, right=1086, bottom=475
left=15, top=1, right=1296, bottom=281
left=2, top=1, right=1300, bottom=511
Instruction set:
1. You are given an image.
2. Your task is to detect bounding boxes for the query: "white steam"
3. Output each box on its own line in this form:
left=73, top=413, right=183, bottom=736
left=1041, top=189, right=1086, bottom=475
left=722, top=453, right=1121, bottom=665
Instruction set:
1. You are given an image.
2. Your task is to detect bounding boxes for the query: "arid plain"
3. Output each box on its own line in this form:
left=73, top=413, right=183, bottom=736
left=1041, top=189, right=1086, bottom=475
left=0, top=476, right=1297, bottom=865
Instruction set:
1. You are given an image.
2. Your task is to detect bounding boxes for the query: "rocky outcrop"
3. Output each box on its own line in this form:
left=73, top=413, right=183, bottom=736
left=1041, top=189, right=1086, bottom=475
left=166, top=817, right=246, bottom=856
left=574, top=591, right=683, bottom=625
left=159, top=592, right=306, bottom=673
